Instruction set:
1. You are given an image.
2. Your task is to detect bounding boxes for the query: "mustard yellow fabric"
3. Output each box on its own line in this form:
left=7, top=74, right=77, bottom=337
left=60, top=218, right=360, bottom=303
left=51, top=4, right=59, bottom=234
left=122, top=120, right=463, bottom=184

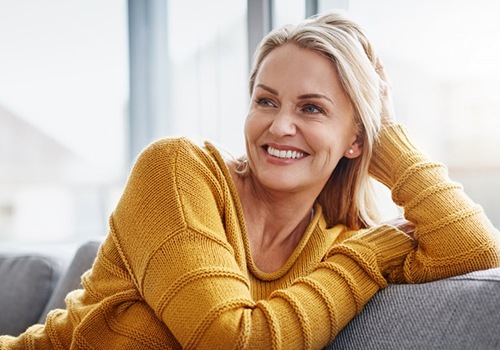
left=1, top=125, right=499, bottom=349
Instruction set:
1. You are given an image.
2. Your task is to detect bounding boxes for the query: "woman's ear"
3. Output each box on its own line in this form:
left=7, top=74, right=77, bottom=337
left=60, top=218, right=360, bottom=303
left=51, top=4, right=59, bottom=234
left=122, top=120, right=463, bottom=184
left=344, top=140, right=362, bottom=159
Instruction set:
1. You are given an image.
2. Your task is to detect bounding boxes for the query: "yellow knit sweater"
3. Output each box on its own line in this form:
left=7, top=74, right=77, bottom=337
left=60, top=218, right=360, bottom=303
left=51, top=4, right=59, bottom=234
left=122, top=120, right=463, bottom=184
left=1, top=125, right=499, bottom=349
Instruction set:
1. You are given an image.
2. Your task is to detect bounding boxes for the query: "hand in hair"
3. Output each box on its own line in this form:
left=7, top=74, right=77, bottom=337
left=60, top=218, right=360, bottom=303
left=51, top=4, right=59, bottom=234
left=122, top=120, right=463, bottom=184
left=375, top=57, right=396, bottom=127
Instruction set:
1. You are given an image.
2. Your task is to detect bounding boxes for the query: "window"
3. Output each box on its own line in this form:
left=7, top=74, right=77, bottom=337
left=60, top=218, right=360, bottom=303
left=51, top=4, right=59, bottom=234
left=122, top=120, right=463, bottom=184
left=0, top=0, right=128, bottom=243
left=274, top=0, right=305, bottom=27
left=165, top=0, right=248, bottom=156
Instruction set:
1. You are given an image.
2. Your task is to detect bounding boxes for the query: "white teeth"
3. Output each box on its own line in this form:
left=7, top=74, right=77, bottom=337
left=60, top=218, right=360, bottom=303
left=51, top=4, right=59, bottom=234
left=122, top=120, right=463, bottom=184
left=267, top=146, right=305, bottom=159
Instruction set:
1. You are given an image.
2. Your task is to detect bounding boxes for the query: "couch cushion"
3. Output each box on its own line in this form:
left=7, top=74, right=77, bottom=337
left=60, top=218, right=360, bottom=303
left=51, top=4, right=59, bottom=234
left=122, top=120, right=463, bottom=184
left=39, top=240, right=102, bottom=322
left=327, top=268, right=500, bottom=350
left=0, top=254, right=61, bottom=336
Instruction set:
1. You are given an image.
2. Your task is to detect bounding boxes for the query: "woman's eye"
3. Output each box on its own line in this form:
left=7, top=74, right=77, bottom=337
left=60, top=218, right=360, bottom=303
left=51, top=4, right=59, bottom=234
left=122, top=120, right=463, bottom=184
left=302, top=104, right=324, bottom=114
left=255, top=97, right=275, bottom=107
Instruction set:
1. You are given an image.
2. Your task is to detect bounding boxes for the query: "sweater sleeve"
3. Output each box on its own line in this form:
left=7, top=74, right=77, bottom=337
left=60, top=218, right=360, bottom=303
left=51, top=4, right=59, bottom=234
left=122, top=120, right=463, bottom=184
left=370, top=125, right=500, bottom=283
left=109, top=138, right=413, bottom=350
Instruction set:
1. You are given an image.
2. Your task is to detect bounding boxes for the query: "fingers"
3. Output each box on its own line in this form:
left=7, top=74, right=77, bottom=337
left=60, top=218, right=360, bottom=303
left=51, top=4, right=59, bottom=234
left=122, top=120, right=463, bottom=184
left=383, top=216, right=416, bottom=239
left=374, top=57, right=396, bottom=126
left=375, top=57, right=389, bottom=82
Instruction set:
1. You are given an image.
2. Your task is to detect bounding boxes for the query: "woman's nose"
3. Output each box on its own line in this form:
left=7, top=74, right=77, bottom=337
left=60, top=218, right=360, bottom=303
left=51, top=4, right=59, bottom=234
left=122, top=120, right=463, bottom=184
left=268, top=109, right=297, bottom=136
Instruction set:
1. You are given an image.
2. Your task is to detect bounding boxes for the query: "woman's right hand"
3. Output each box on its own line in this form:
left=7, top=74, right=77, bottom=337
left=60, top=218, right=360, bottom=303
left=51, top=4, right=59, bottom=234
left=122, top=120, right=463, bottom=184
left=375, top=57, right=396, bottom=127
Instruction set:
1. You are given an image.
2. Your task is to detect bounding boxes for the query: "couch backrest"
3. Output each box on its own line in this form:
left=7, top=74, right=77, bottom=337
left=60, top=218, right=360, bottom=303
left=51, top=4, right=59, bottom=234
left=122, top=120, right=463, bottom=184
left=38, top=240, right=101, bottom=323
left=0, top=253, right=63, bottom=336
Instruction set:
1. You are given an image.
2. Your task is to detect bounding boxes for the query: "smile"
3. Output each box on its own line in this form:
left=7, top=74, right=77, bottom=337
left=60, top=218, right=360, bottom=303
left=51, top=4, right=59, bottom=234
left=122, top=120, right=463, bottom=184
left=266, top=146, right=306, bottom=159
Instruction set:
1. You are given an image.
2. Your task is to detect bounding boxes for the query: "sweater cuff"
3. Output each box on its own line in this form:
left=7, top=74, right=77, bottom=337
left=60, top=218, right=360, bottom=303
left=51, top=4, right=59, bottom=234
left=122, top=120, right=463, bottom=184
left=369, top=124, right=429, bottom=188
left=329, top=225, right=416, bottom=281
left=357, top=225, right=416, bottom=274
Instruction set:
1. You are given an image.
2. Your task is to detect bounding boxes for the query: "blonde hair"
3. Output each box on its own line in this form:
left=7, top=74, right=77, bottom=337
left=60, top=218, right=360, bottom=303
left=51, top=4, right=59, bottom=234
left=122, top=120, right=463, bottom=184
left=241, top=10, right=384, bottom=229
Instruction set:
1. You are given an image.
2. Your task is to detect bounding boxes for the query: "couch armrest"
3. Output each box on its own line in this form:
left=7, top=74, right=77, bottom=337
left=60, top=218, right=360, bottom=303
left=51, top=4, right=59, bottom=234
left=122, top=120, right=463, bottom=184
left=327, top=268, right=500, bottom=350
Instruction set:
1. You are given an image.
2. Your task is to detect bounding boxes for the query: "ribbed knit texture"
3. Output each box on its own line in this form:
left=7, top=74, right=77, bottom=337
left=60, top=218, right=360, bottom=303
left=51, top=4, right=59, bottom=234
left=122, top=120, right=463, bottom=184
left=1, top=126, right=499, bottom=349
left=370, top=124, right=500, bottom=283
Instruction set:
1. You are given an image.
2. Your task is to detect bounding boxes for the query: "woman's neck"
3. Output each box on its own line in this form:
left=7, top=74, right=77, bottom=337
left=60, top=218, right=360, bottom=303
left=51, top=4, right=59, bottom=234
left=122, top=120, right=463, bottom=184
left=232, top=168, right=316, bottom=272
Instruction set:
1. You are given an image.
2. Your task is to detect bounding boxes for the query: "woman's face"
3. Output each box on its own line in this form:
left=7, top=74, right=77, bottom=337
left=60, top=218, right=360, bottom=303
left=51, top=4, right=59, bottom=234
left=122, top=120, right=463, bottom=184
left=244, top=44, right=361, bottom=196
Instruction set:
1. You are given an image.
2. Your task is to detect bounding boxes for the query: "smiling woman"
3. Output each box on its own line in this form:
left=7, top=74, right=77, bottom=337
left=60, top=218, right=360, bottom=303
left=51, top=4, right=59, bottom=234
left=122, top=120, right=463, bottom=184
left=1, top=8, right=499, bottom=350
left=0, top=8, right=500, bottom=350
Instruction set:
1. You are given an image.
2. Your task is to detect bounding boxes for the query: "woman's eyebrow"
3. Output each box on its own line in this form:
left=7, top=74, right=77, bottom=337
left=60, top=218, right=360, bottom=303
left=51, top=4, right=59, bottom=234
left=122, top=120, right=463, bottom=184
left=255, top=83, right=279, bottom=95
left=298, top=93, right=334, bottom=105
left=256, top=85, right=334, bottom=105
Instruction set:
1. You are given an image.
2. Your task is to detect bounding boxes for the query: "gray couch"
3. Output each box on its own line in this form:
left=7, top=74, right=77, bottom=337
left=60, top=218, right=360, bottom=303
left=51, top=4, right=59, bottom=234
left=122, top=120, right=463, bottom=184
left=1, top=240, right=499, bottom=349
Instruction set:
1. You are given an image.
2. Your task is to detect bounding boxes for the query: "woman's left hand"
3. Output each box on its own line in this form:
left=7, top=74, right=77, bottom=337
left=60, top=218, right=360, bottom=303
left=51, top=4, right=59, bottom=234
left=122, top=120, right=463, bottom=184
left=375, top=57, right=396, bottom=126
left=383, top=216, right=416, bottom=240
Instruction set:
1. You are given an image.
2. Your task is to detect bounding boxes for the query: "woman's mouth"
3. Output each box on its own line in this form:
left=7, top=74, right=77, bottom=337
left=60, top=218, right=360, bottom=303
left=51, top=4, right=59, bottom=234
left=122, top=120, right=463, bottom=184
left=266, top=146, right=307, bottom=159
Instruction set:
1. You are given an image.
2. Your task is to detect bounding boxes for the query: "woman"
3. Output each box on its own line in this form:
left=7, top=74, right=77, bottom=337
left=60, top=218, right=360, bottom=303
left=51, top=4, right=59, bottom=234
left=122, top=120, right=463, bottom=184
left=2, top=10, right=499, bottom=350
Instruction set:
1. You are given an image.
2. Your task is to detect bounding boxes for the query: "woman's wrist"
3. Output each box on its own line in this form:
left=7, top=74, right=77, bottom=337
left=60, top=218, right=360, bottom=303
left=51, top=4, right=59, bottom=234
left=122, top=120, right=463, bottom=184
left=369, top=124, right=428, bottom=187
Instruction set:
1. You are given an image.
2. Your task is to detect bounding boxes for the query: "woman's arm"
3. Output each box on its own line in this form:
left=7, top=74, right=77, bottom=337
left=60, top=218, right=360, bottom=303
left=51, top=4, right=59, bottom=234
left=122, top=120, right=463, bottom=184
left=111, top=138, right=414, bottom=349
left=372, top=125, right=500, bottom=283
left=371, top=62, right=500, bottom=283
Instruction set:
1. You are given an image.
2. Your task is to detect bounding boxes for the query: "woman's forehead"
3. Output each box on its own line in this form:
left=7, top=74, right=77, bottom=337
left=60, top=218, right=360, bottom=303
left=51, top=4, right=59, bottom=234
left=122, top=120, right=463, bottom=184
left=254, top=45, right=346, bottom=98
